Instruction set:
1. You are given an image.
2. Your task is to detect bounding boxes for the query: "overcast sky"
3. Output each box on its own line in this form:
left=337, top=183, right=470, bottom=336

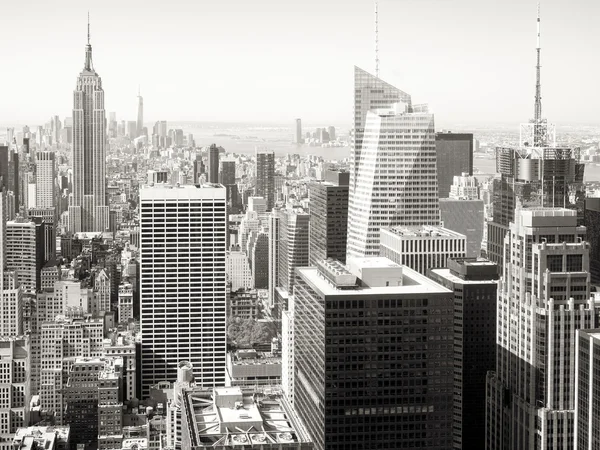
left=0, top=0, right=597, bottom=127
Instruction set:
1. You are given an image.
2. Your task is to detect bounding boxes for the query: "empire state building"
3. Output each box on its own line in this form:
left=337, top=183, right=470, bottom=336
left=69, top=20, right=108, bottom=232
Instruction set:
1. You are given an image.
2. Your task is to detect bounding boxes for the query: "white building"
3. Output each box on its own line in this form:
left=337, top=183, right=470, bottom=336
left=347, top=100, right=439, bottom=259
left=486, top=208, right=599, bottom=449
left=6, top=217, right=37, bottom=294
left=1, top=272, right=22, bottom=337
left=139, top=184, right=227, bottom=397
left=227, top=250, right=253, bottom=292
left=379, top=225, right=467, bottom=275
left=0, top=336, right=30, bottom=450
left=35, top=151, right=56, bottom=209
left=449, top=172, right=479, bottom=200
left=118, top=282, right=133, bottom=323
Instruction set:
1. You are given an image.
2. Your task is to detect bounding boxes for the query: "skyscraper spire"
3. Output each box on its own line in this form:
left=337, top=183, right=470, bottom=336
left=534, top=2, right=542, bottom=123
left=84, top=12, right=94, bottom=71
left=375, top=1, right=380, bottom=78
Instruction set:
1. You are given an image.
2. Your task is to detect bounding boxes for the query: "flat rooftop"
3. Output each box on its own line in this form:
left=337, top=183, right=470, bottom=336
left=429, top=268, right=499, bottom=285
left=299, top=258, right=451, bottom=297
left=383, top=225, right=465, bottom=239
left=140, top=183, right=226, bottom=201
left=183, top=386, right=312, bottom=448
left=231, top=350, right=281, bottom=366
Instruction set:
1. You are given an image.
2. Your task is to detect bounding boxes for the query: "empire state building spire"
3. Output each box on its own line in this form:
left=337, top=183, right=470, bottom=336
left=84, top=12, right=94, bottom=72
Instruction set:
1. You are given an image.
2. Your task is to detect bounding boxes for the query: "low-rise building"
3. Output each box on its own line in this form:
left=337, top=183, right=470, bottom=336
left=181, top=386, right=312, bottom=449
left=12, top=426, right=70, bottom=450
left=225, top=350, right=281, bottom=387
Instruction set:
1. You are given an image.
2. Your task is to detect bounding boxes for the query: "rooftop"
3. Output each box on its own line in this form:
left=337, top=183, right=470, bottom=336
left=231, top=350, right=281, bottom=366
left=301, top=257, right=450, bottom=297
left=183, top=386, right=312, bottom=448
left=384, top=225, right=465, bottom=239
left=429, top=268, right=499, bottom=285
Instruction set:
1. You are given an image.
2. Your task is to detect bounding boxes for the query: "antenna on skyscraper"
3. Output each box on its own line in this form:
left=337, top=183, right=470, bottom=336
left=87, top=11, right=91, bottom=45
left=375, top=1, right=380, bottom=78
left=534, top=2, right=542, bottom=123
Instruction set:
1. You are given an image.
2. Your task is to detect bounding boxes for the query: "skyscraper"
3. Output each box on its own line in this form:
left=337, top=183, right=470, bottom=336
left=255, top=149, right=275, bottom=211
left=294, top=118, right=303, bottom=144
left=485, top=207, right=598, bottom=449
left=293, top=257, right=454, bottom=450
left=486, top=6, right=585, bottom=270
left=574, top=328, right=600, bottom=449
left=347, top=100, right=440, bottom=258
left=207, top=143, right=219, bottom=184
left=35, top=151, right=55, bottom=209
left=139, top=184, right=227, bottom=397
left=6, top=217, right=37, bottom=294
left=308, top=170, right=349, bottom=265
left=435, top=132, right=473, bottom=199
left=70, top=19, right=108, bottom=232
left=428, top=258, right=498, bottom=450
left=136, top=87, right=143, bottom=138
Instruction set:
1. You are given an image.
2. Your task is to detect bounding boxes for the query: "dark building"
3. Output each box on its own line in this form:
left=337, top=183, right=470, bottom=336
left=575, top=329, right=600, bottom=449
left=435, top=133, right=473, bottom=199
left=308, top=170, right=349, bottom=265
left=439, top=198, right=485, bottom=258
left=428, top=258, right=498, bottom=450
left=220, top=159, right=240, bottom=214
left=293, top=258, right=454, bottom=450
left=207, top=143, right=219, bottom=184
left=256, top=149, right=275, bottom=210
left=0, top=146, right=19, bottom=203
left=584, top=197, right=600, bottom=284
left=193, top=156, right=205, bottom=184
left=220, top=159, right=236, bottom=186
left=251, top=232, right=269, bottom=289
left=487, top=146, right=585, bottom=271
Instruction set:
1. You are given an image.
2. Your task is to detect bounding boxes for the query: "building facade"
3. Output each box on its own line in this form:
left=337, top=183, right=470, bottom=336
left=139, top=185, right=227, bottom=397
left=485, top=208, right=598, bottom=450
left=347, top=101, right=440, bottom=258
left=255, top=149, right=275, bottom=211
left=294, top=257, right=453, bottom=450
left=428, top=258, right=498, bottom=450
left=380, top=225, right=466, bottom=275
left=70, top=26, right=108, bottom=232
left=435, top=133, right=473, bottom=199
left=308, top=170, right=349, bottom=266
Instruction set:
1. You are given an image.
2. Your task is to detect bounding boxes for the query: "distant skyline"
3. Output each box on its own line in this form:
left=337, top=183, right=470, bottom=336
left=0, top=0, right=598, bottom=127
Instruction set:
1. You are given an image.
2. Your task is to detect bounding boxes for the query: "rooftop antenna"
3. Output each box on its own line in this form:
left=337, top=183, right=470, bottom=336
left=534, top=2, right=542, bottom=123
left=375, top=1, right=380, bottom=78
left=87, top=11, right=90, bottom=45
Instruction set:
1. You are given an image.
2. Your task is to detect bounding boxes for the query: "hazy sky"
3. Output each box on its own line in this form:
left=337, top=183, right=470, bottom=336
left=0, top=0, right=598, bottom=128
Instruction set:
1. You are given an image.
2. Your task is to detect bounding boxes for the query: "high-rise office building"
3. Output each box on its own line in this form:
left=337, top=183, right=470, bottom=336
left=294, top=118, right=303, bottom=144
left=435, top=132, right=473, bottom=199
left=139, top=184, right=227, bottom=397
left=439, top=174, right=484, bottom=258
left=380, top=225, right=466, bottom=275
left=574, top=328, right=600, bottom=449
left=6, top=217, right=37, bottom=294
left=251, top=231, right=269, bottom=289
left=1, top=272, right=22, bottom=337
left=293, top=257, right=453, bottom=450
left=136, top=88, right=143, bottom=138
left=584, top=197, right=600, bottom=284
left=35, top=151, right=55, bottom=210
left=428, top=258, right=498, bottom=450
left=268, top=211, right=280, bottom=310
left=486, top=7, right=585, bottom=271
left=275, top=208, right=309, bottom=318
left=347, top=99, right=439, bottom=258
left=219, top=159, right=236, bottom=186
left=486, top=207, right=598, bottom=450
left=308, top=170, right=349, bottom=265
left=327, top=126, right=336, bottom=142
left=70, top=21, right=108, bottom=232
left=255, top=149, right=275, bottom=211
left=207, top=143, right=220, bottom=184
